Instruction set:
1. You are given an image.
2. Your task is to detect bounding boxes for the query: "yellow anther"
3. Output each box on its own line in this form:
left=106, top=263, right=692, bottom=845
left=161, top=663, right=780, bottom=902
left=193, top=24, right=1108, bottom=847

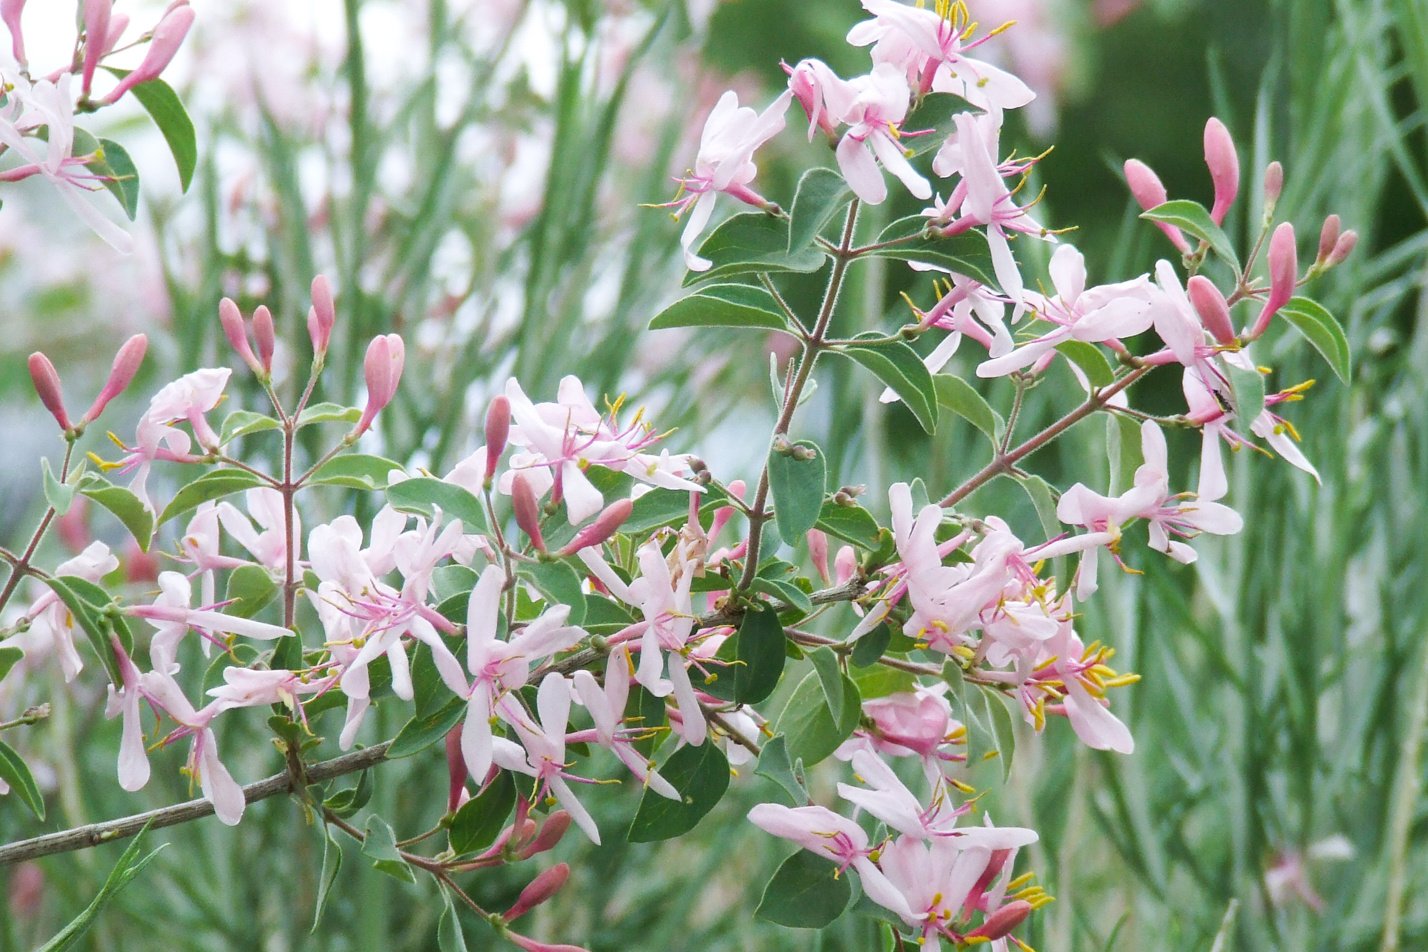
left=1007, top=872, right=1036, bottom=890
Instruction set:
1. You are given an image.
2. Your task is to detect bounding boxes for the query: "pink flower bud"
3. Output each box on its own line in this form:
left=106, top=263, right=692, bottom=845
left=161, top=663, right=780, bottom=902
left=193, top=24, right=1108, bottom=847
left=503, top=864, right=570, bottom=922
left=101, top=2, right=193, bottom=105
left=834, top=544, right=857, bottom=585
left=1316, top=215, right=1341, bottom=263
left=517, top=810, right=572, bottom=859
left=1263, top=161, right=1283, bottom=209
left=1124, top=159, right=1189, bottom=252
left=308, top=274, right=335, bottom=358
left=1251, top=222, right=1297, bottom=337
left=103, top=13, right=129, bottom=54
left=807, top=529, right=830, bottom=584
left=559, top=498, right=632, bottom=556
left=1203, top=117, right=1239, bottom=225
left=81, top=0, right=113, bottom=96
left=484, top=395, right=510, bottom=484
left=445, top=724, right=467, bottom=814
left=1186, top=275, right=1236, bottom=345
left=2, top=0, right=27, bottom=65
left=966, top=900, right=1034, bottom=941
left=28, top=352, right=72, bottom=432
left=511, top=473, right=546, bottom=553
left=252, top=305, right=276, bottom=373
left=506, top=932, right=589, bottom=952
left=353, top=333, right=404, bottom=436
left=82, top=334, right=146, bottom=424
left=7, top=862, right=43, bottom=918
left=218, top=297, right=263, bottom=376
left=1327, top=229, right=1357, bottom=267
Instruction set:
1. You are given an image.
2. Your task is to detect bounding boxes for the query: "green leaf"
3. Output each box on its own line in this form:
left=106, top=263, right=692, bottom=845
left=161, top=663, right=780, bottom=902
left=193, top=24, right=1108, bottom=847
left=41, top=458, right=77, bottom=515
left=37, top=828, right=166, bottom=952
left=733, top=603, right=787, bottom=704
left=850, top=663, right=916, bottom=700
left=788, top=168, right=854, bottom=252
left=941, top=660, right=976, bottom=762
left=849, top=623, right=891, bottom=668
left=223, top=564, right=278, bottom=619
left=106, top=72, right=197, bottom=192
left=933, top=375, right=1002, bottom=447
left=1140, top=200, right=1239, bottom=270
left=1016, top=474, right=1060, bottom=547
left=983, top=687, right=1018, bottom=782
left=0, top=739, right=44, bottom=820
left=776, top=670, right=861, bottom=767
left=308, top=454, right=403, bottom=490
left=387, top=698, right=466, bottom=759
left=0, top=645, right=22, bottom=681
left=297, top=402, right=362, bottom=427
left=807, top=646, right=845, bottom=719
left=683, top=212, right=826, bottom=285
left=386, top=478, right=488, bottom=533
left=623, top=482, right=727, bottom=535
left=95, top=138, right=140, bottom=220
left=311, top=824, right=343, bottom=932
left=158, top=469, right=264, bottom=526
left=837, top=335, right=939, bottom=434
left=218, top=409, right=281, bottom=445
left=649, top=284, right=795, bottom=334
left=754, top=851, right=853, bottom=929
left=815, top=500, right=883, bottom=550
left=1055, top=340, right=1116, bottom=389
left=361, top=816, right=416, bottom=882
left=80, top=478, right=155, bottom=550
left=1278, top=296, right=1351, bottom=383
left=437, top=885, right=468, bottom=952
left=449, top=771, right=517, bottom=855
left=754, top=733, right=808, bottom=806
left=750, top=576, right=814, bottom=615
left=520, top=559, right=586, bottom=624
left=768, top=439, right=826, bottom=540
left=860, top=215, right=994, bottom=284
left=322, top=769, right=373, bottom=818
left=40, top=576, right=118, bottom=683
left=628, top=741, right=729, bottom=842
left=1227, top=363, right=1266, bottom=425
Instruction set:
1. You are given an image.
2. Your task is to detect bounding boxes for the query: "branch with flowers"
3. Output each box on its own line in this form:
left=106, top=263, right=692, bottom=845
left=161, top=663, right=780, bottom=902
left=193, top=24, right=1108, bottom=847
left=0, top=1, right=1361, bottom=950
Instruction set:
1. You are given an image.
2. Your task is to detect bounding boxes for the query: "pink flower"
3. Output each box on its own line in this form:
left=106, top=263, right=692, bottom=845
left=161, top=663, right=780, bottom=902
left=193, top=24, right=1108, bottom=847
left=353, top=334, right=405, bottom=437
left=571, top=647, right=678, bottom=798
left=492, top=674, right=602, bottom=844
left=101, top=1, right=195, bottom=105
left=24, top=542, right=118, bottom=682
left=126, top=570, right=290, bottom=669
left=139, top=666, right=245, bottom=825
left=109, top=368, right=231, bottom=512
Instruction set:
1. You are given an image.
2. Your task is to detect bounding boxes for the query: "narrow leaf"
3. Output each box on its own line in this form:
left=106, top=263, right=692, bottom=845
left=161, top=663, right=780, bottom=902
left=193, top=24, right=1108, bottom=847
left=307, top=454, right=403, bottom=490
left=807, top=646, right=844, bottom=719
left=80, top=479, right=155, bottom=550
left=158, top=469, right=264, bottom=526
left=386, top=478, right=488, bottom=533
left=1141, top=200, right=1239, bottom=270
left=37, top=828, right=166, bottom=951
left=754, top=734, right=808, bottom=806
left=449, top=771, right=517, bottom=855
left=776, top=670, right=862, bottom=767
left=933, top=375, right=1002, bottom=446
left=1278, top=296, right=1351, bottom=383
left=650, top=284, right=795, bottom=333
left=838, top=335, right=939, bottom=433
left=105, top=71, right=197, bottom=191
left=788, top=167, right=853, bottom=252
left=683, top=213, right=826, bottom=285
left=0, top=739, right=45, bottom=820
left=361, top=816, right=416, bottom=882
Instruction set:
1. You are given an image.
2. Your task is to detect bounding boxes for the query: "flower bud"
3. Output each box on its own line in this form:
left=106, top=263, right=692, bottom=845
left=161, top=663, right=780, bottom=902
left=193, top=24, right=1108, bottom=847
left=1251, top=222, right=1297, bottom=337
left=834, top=544, right=857, bottom=585
left=503, top=864, right=571, bottom=923
left=7, top=862, right=43, bottom=919
left=445, top=724, right=467, bottom=814
left=1203, top=117, right=1239, bottom=225
left=28, top=352, right=72, bottom=432
left=484, top=395, right=510, bottom=485
left=82, top=334, right=147, bottom=424
left=101, top=1, right=194, bottom=104
left=517, top=810, right=572, bottom=859
left=81, top=0, right=113, bottom=96
left=966, top=900, right=1034, bottom=941
left=353, top=333, right=405, bottom=437
left=505, top=932, right=588, bottom=952
left=103, top=12, right=129, bottom=54
left=308, top=274, right=335, bottom=359
left=511, top=473, right=546, bottom=553
left=252, top=305, right=276, bottom=373
left=1263, top=161, right=1284, bottom=211
left=1186, top=275, right=1236, bottom=345
left=807, top=528, right=830, bottom=584
left=218, top=297, right=262, bottom=375
left=559, top=498, right=632, bottom=556
left=1124, top=159, right=1188, bottom=252
left=1327, top=229, right=1357, bottom=267
left=2, top=0, right=27, bottom=64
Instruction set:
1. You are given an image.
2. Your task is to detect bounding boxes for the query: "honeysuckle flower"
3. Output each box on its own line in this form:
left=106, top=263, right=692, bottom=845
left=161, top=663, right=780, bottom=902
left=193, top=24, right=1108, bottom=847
left=491, top=673, right=602, bottom=844
left=215, top=488, right=294, bottom=572
left=848, top=0, right=1034, bottom=112
left=100, top=1, right=195, bottom=105
left=140, top=666, right=245, bottom=825
left=976, top=244, right=1154, bottom=377
left=571, top=646, right=678, bottom=798
left=747, top=803, right=914, bottom=919
left=838, top=749, right=966, bottom=838
left=836, top=686, right=963, bottom=779
left=104, top=637, right=150, bottom=792
left=831, top=63, right=932, bottom=205
left=22, top=541, right=119, bottom=682
left=663, top=88, right=791, bottom=272
left=127, top=570, right=290, bottom=669
left=206, top=666, right=330, bottom=716
left=460, top=565, right=585, bottom=782
left=2, top=0, right=26, bottom=64
left=176, top=503, right=250, bottom=609
left=27, top=352, right=71, bottom=431
left=307, top=274, right=336, bottom=360
left=1182, top=371, right=1320, bottom=500
left=107, top=368, right=231, bottom=512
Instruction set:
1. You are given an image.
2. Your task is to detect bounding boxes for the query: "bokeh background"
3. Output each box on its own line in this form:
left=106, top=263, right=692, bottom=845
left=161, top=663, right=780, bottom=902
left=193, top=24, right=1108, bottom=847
left=2, top=0, right=1426, bottom=949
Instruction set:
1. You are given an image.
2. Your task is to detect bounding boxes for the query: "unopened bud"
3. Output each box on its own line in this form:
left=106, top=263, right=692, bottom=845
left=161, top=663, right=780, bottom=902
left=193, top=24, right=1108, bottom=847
left=2, top=0, right=27, bottom=65
left=252, top=305, right=275, bottom=373
left=101, top=1, right=194, bottom=105
left=81, top=0, right=113, bottom=96
left=834, top=544, right=857, bottom=585
left=1186, top=275, right=1236, bottom=345
left=308, top=274, right=335, bottom=359
left=511, top=473, right=546, bottom=553
left=517, top=811, right=572, bottom=859
left=83, top=334, right=146, bottom=424
left=353, top=333, right=404, bottom=437
left=503, top=864, right=571, bottom=923
left=966, top=900, right=1034, bottom=941
left=1251, top=222, right=1297, bottom=337
left=505, top=931, right=588, bottom=952
left=559, top=498, right=632, bottom=556
left=807, top=529, right=830, bottom=585
left=1316, top=214, right=1341, bottom=264
left=484, top=395, right=510, bottom=484
left=445, top=724, right=467, bottom=814
left=1262, top=161, right=1283, bottom=212
left=218, top=297, right=262, bottom=375
left=1203, top=117, right=1239, bottom=226
left=1327, top=230, right=1357, bottom=267
left=1124, top=158, right=1189, bottom=252
left=28, top=352, right=72, bottom=432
